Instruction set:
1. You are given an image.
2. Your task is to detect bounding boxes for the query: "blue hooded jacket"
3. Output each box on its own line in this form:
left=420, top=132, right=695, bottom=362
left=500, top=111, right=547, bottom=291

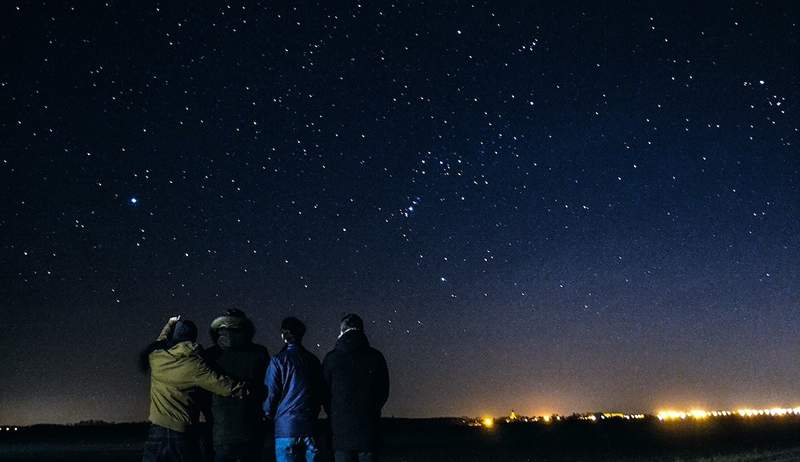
left=263, top=343, right=323, bottom=437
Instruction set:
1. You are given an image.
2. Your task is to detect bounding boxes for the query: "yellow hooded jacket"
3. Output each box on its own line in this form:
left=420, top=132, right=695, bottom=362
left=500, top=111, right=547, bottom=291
left=148, top=320, right=241, bottom=432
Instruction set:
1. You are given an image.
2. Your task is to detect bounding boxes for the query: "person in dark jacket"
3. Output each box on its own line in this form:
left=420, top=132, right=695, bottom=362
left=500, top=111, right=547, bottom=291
left=322, top=314, right=389, bottom=462
left=264, top=317, right=324, bottom=462
left=204, top=309, right=270, bottom=462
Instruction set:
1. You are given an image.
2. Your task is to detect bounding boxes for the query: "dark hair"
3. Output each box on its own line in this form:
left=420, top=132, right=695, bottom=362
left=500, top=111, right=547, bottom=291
left=172, top=320, right=198, bottom=343
left=340, top=313, right=364, bottom=331
left=281, top=317, right=306, bottom=343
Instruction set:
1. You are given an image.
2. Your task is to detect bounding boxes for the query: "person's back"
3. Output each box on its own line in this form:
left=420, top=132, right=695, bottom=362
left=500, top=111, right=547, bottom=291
left=323, top=314, right=389, bottom=462
left=264, top=317, right=323, bottom=462
left=149, top=342, right=240, bottom=430
left=142, top=316, right=245, bottom=462
left=204, top=310, right=269, bottom=462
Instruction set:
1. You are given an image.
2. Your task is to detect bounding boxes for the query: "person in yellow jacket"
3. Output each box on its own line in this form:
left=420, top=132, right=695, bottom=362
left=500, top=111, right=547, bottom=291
left=141, top=315, right=248, bottom=462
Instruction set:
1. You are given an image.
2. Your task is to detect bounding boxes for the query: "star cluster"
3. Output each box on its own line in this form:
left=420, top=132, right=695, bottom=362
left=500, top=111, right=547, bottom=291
left=1, top=2, right=798, bottom=424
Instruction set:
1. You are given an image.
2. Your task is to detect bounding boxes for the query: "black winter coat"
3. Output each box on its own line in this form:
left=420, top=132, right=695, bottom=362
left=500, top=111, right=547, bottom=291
left=203, top=330, right=269, bottom=447
left=322, top=331, right=389, bottom=451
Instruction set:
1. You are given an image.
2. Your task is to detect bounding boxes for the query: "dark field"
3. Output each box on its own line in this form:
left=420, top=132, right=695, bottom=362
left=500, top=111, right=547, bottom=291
left=3, top=418, right=800, bottom=461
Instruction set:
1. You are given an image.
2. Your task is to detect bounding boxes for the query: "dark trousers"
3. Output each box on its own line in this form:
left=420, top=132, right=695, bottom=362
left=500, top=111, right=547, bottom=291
left=142, top=425, right=201, bottom=462
left=214, top=441, right=263, bottom=462
left=334, top=451, right=376, bottom=462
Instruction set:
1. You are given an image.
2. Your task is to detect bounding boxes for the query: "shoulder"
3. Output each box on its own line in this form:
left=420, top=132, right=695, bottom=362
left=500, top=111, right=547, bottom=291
left=181, top=344, right=212, bottom=369
left=171, top=341, right=202, bottom=356
left=250, top=343, right=270, bottom=358
left=270, top=349, right=285, bottom=362
left=186, top=343, right=208, bottom=359
left=302, top=347, right=322, bottom=364
left=369, top=347, right=387, bottom=363
left=322, top=349, right=339, bottom=365
left=203, top=345, right=222, bottom=358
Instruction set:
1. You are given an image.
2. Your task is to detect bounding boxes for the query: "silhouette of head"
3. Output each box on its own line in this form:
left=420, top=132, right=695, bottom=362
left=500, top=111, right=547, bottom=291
left=339, top=313, right=364, bottom=335
left=223, top=308, right=247, bottom=319
left=171, top=320, right=198, bottom=344
left=210, top=308, right=255, bottom=344
left=281, top=317, right=306, bottom=344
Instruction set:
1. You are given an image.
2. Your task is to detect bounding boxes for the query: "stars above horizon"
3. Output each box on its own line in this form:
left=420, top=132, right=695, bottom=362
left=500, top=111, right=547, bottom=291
left=1, top=0, right=799, bottom=423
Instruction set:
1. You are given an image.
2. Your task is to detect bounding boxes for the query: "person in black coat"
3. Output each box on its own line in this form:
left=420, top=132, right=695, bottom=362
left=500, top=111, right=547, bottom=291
left=322, top=314, right=389, bottom=462
left=203, top=309, right=270, bottom=462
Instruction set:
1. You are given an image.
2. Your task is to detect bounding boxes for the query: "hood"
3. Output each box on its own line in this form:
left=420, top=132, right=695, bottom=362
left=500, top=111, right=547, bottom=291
left=335, top=330, right=370, bottom=352
left=210, top=315, right=255, bottom=346
left=155, top=340, right=200, bottom=359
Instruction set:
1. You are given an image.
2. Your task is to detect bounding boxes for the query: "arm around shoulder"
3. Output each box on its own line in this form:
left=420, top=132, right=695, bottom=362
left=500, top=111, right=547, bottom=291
left=189, top=351, right=243, bottom=397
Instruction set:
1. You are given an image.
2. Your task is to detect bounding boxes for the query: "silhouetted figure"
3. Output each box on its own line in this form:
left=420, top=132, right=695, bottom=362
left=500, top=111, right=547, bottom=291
left=204, top=309, right=270, bottom=462
left=141, top=316, right=246, bottom=462
left=323, top=314, right=389, bottom=462
left=264, top=317, right=324, bottom=462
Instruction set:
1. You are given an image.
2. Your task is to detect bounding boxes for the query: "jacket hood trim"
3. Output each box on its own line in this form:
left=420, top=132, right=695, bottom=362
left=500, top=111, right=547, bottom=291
left=210, top=315, right=253, bottom=332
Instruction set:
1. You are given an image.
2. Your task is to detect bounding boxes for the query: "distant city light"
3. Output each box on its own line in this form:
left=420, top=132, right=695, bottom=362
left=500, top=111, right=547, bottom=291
left=466, top=406, right=800, bottom=430
left=467, top=406, right=800, bottom=428
left=657, top=407, right=800, bottom=421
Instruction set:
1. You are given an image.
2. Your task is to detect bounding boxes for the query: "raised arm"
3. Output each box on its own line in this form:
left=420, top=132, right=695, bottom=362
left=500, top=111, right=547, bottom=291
left=156, top=316, right=181, bottom=341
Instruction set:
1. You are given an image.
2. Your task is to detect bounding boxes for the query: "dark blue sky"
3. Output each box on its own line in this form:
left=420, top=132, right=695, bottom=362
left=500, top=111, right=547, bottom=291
left=1, top=1, right=798, bottom=425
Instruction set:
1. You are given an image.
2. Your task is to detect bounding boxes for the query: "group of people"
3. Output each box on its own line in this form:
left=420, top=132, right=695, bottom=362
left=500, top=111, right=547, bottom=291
left=140, top=310, right=389, bottom=462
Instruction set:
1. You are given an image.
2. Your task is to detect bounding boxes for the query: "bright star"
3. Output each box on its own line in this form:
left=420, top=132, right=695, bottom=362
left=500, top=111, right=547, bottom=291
left=130, top=197, right=138, bottom=204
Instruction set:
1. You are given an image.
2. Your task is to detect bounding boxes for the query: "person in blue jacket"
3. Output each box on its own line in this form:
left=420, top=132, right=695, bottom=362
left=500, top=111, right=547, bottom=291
left=264, top=317, right=324, bottom=462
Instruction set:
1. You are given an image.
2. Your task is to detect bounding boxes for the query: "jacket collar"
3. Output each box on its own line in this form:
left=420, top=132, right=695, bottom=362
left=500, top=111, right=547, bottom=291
left=284, top=342, right=302, bottom=351
left=166, top=341, right=200, bottom=357
left=336, top=330, right=369, bottom=352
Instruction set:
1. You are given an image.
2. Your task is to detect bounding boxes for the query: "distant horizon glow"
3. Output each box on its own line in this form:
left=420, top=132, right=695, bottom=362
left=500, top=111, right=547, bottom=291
left=2, top=2, right=798, bottom=426
left=7, top=400, right=800, bottom=426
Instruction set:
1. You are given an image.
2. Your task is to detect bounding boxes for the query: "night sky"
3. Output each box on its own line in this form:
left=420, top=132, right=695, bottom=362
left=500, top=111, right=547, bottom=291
left=1, top=2, right=799, bottom=426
